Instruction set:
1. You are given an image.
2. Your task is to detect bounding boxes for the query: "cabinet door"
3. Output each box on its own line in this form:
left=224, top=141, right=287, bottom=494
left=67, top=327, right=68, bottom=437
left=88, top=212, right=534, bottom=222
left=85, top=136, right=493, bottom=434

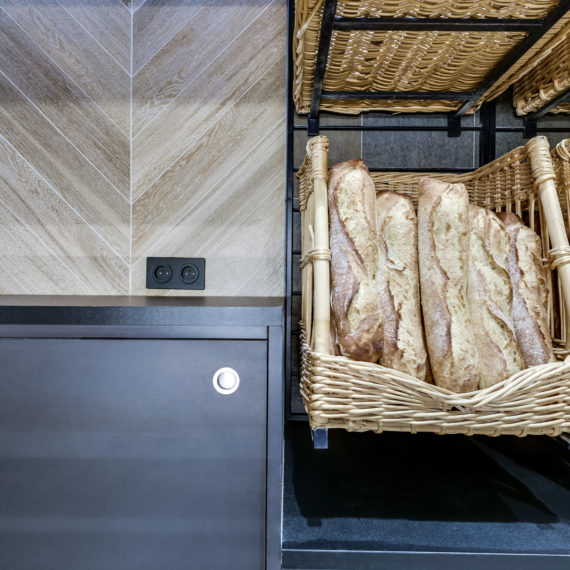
left=0, top=338, right=267, bottom=570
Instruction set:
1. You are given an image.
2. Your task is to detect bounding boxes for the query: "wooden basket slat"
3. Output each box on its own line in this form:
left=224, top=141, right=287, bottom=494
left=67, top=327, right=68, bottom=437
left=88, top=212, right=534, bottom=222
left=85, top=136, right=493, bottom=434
left=298, top=134, right=570, bottom=436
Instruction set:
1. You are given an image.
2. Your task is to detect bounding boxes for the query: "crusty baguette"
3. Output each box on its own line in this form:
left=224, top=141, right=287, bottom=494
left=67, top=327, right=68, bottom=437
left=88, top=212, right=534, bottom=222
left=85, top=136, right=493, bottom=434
left=495, top=212, right=555, bottom=367
left=376, top=191, right=427, bottom=379
left=328, top=160, right=383, bottom=362
left=468, top=206, right=524, bottom=388
left=418, top=177, right=480, bottom=392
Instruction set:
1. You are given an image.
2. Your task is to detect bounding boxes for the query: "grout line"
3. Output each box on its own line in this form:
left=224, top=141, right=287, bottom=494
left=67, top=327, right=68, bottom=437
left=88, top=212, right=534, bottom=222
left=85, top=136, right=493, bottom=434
left=360, top=114, right=363, bottom=160
left=132, top=0, right=149, bottom=14
left=134, top=117, right=285, bottom=262
left=132, top=0, right=277, bottom=141
left=129, top=2, right=134, bottom=294
left=0, top=6, right=130, bottom=138
left=0, top=69, right=130, bottom=204
left=0, top=134, right=130, bottom=266
left=56, top=0, right=131, bottom=76
left=130, top=1, right=199, bottom=76
left=119, top=0, right=131, bottom=14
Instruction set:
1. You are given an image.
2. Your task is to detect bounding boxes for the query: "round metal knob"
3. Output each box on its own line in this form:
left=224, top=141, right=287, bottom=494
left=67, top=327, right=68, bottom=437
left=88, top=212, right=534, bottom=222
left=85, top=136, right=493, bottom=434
left=212, top=367, right=240, bottom=395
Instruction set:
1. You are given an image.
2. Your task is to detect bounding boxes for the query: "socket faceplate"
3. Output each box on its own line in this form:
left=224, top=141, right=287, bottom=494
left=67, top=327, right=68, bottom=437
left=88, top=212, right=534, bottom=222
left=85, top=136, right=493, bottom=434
left=146, top=257, right=205, bottom=290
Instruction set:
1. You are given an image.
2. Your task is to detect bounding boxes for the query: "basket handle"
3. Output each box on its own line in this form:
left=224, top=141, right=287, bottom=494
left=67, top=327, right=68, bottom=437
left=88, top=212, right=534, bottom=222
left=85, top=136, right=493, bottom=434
left=528, top=137, right=570, bottom=332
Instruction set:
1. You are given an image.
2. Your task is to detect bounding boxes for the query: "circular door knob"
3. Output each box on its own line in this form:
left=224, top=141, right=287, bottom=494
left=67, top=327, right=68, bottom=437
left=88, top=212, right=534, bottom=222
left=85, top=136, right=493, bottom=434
left=212, top=367, right=240, bottom=395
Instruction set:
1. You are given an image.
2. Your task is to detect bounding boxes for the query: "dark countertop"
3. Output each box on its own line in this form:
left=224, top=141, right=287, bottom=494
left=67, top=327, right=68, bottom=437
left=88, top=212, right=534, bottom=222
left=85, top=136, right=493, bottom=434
left=283, top=423, right=570, bottom=569
left=0, top=296, right=284, bottom=327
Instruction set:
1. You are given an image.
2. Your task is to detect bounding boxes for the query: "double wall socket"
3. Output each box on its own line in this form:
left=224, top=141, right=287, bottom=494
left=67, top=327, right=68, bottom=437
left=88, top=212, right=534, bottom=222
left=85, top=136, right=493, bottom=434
left=146, top=257, right=205, bottom=290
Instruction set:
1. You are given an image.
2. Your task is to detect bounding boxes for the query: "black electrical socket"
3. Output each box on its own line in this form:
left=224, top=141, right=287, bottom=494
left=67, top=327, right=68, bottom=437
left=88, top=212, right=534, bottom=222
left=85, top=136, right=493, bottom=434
left=146, top=257, right=205, bottom=290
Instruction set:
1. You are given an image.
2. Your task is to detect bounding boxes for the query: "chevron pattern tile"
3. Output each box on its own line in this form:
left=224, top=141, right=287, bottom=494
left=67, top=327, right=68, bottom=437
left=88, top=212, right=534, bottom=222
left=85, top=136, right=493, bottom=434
left=0, top=0, right=287, bottom=296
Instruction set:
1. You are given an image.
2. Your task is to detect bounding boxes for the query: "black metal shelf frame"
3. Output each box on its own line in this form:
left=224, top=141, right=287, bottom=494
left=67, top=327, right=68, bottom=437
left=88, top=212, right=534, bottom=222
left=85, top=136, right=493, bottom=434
left=308, top=0, right=570, bottom=136
left=284, top=0, right=570, bottom=422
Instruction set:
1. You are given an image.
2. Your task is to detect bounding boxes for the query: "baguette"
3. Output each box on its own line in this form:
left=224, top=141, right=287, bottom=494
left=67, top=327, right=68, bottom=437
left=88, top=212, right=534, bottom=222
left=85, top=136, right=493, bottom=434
left=418, top=177, right=480, bottom=392
left=495, top=212, right=555, bottom=367
left=328, top=160, right=383, bottom=362
left=376, top=191, right=427, bottom=379
left=468, top=206, right=524, bottom=388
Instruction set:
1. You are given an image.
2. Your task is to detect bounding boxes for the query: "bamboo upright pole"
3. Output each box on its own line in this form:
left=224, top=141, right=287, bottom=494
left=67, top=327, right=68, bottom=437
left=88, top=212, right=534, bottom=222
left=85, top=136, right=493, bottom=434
left=528, top=137, right=570, bottom=340
left=309, top=137, right=331, bottom=354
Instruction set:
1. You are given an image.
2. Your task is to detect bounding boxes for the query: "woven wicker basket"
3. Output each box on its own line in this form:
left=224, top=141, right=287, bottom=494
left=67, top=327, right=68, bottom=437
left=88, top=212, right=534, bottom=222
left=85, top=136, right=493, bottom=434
left=298, top=135, right=570, bottom=436
left=553, top=139, right=570, bottom=200
left=294, top=0, right=570, bottom=115
left=514, top=34, right=570, bottom=115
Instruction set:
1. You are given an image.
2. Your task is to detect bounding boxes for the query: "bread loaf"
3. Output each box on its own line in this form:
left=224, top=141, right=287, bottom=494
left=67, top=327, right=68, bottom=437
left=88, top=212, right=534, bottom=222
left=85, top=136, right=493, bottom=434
left=418, top=177, right=480, bottom=392
left=376, top=191, right=427, bottom=379
left=328, top=160, right=383, bottom=362
left=468, top=206, right=524, bottom=388
left=496, top=212, right=555, bottom=367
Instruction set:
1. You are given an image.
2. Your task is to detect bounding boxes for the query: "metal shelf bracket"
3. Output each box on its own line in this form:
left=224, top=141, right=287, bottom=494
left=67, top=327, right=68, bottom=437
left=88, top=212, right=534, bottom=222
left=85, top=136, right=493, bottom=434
left=311, top=427, right=329, bottom=450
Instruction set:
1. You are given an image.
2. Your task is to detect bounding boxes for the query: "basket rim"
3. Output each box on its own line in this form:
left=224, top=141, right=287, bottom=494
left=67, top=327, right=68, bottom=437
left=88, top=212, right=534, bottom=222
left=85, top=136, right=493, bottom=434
left=302, top=341, right=570, bottom=407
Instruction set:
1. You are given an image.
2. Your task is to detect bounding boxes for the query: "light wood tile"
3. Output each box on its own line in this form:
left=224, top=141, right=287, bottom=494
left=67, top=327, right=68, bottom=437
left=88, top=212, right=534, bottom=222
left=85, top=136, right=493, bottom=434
left=1, top=0, right=130, bottom=136
left=0, top=75, right=130, bottom=261
left=0, top=136, right=129, bottom=294
left=131, top=120, right=285, bottom=296
left=131, top=0, right=147, bottom=12
left=132, top=1, right=285, bottom=197
left=0, top=10, right=130, bottom=196
left=133, top=0, right=274, bottom=136
left=132, top=69, right=286, bottom=256
left=0, top=0, right=288, bottom=297
left=60, top=0, right=130, bottom=72
left=0, top=259, right=32, bottom=294
left=133, top=0, right=200, bottom=74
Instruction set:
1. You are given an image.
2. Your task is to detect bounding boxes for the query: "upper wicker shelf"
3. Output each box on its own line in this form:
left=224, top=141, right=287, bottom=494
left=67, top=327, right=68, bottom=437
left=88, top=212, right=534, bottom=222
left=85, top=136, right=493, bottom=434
left=294, top=0, right=570, bottom=132
left=514, top=32, right=570, bottom=117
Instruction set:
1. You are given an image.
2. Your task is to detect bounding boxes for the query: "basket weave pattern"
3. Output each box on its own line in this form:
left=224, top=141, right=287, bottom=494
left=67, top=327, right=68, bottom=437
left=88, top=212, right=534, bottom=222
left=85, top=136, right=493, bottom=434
left=514, top=34, right=570, bottom=115
left=294, top=0, right=570, bottom=115
left=299, top=135, right=570, bottom=436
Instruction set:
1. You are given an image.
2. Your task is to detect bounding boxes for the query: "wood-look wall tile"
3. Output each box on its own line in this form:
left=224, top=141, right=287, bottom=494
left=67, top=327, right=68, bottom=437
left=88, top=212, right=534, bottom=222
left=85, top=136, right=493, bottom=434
left=0, top=136, right=129, bottom=294
left=0, top=77, right=130, bottom=261
left=59, top=0, right=130, bottom=72
left=0, top=10, right=130, bottom=196
left=1, top=1, right=130, bottom=136
left=0, top=0, right=288, bottom=298
left=132, top=70, right=286, bottom=255
left=0, top=204, right=104, bottom=295
left=132, top=0, right=274, bottom=135
left=132, top=0, right=285, bottom=198
left=131, top=121, right=285, bottom=296
left=133, top=0, right=200, bottom=75
left=0, top=259, right=32, bottom=295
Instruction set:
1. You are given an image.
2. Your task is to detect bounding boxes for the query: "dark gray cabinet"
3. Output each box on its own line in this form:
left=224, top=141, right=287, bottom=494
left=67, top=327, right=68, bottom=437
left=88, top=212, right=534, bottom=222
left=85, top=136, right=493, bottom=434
left=0, top=297, right=283, bottom=570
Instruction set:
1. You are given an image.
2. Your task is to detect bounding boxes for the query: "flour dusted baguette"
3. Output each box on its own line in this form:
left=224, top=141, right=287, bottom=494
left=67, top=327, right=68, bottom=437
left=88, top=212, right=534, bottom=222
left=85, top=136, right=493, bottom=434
left=376, top=191, right=427, bottom=379
left=495, top=212, right=555, bottom=367
left=418, top=177, right=480, bottom=392
left=328, top=160, right=383, bottom=362
left=468, top=206, right=524, bottom=388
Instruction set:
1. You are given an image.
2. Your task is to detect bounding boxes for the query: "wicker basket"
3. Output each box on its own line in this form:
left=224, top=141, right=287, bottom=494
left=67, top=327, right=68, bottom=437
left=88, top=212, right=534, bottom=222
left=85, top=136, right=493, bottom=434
left=298, top=135, right=570, bottom=436
left=294, top=0, right=570, bottom=115
left=553, top=139, right=570, bottom=198
left=514, top=34, right=570, bottom=115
